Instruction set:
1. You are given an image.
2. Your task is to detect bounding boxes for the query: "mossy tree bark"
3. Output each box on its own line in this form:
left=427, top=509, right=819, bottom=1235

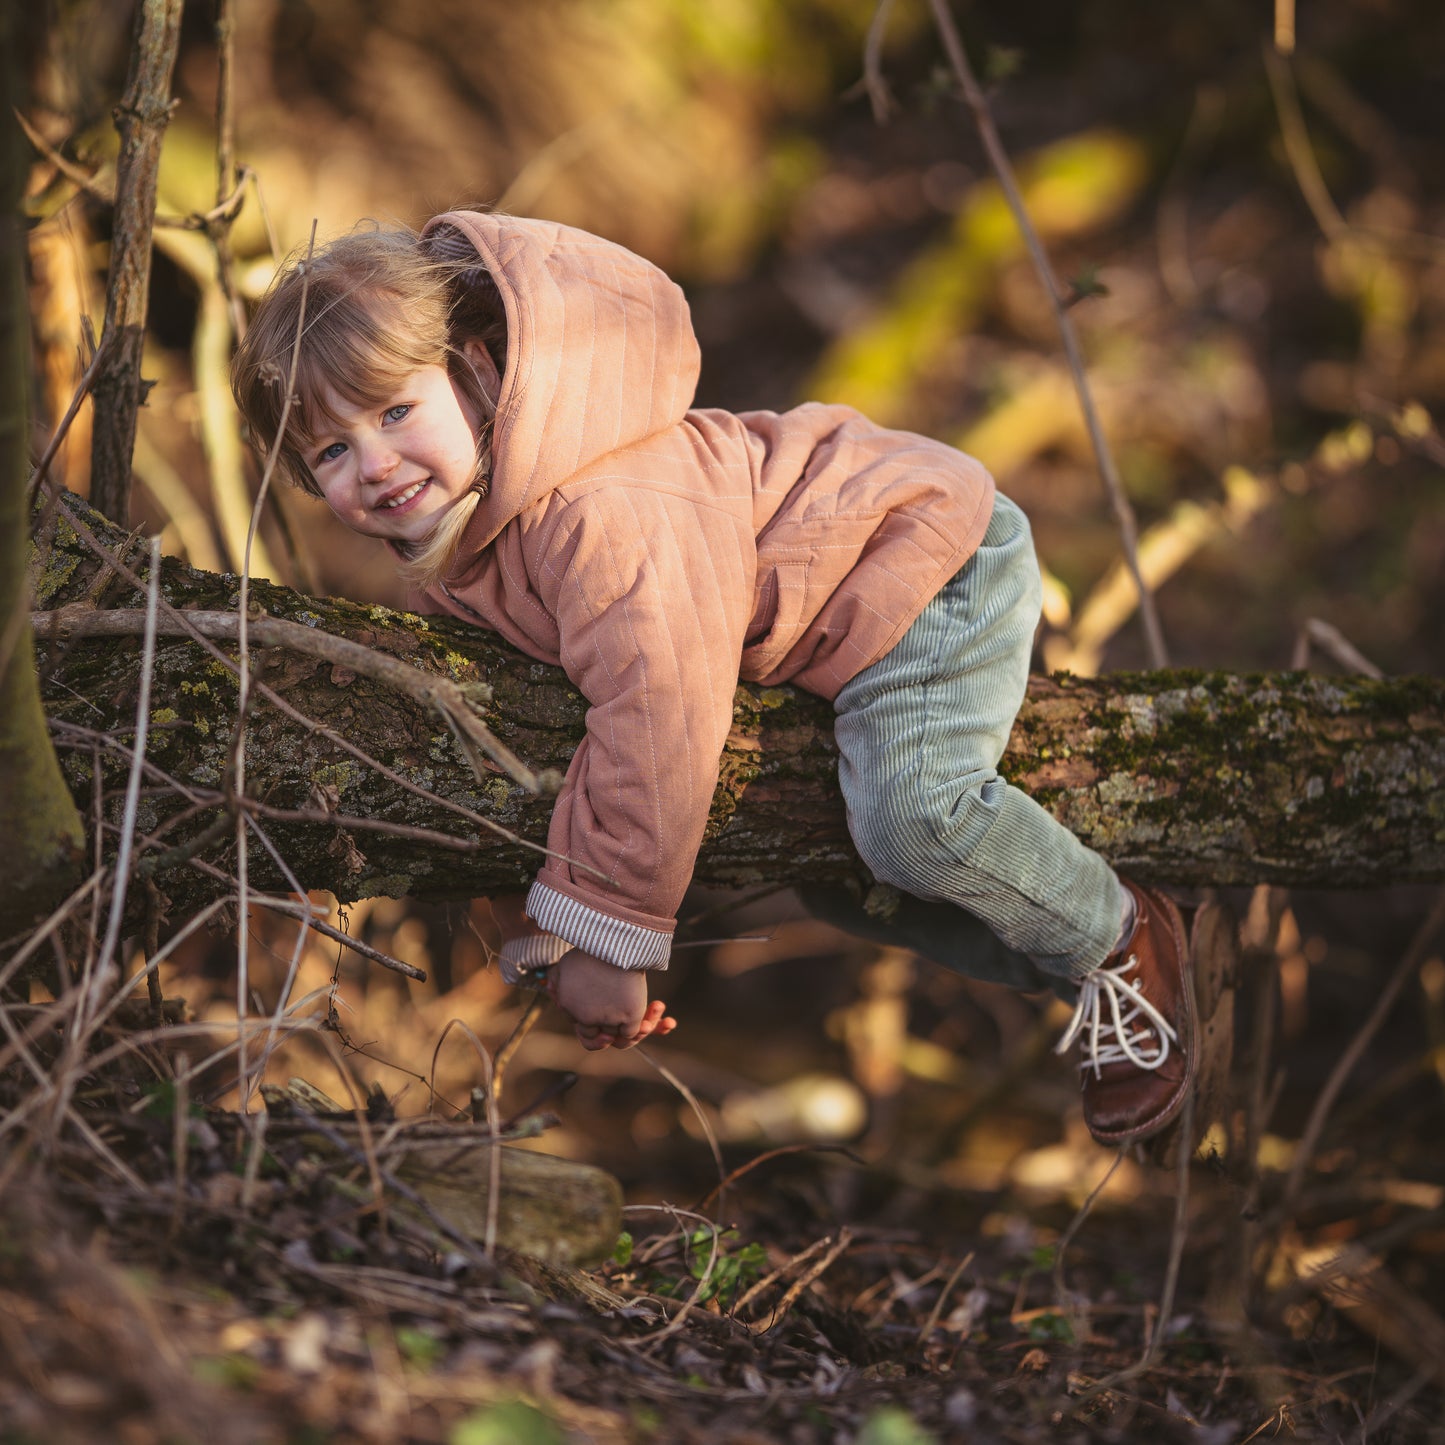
left=0, top=20, right=86, bottom=942
left=30, top=491, right=1445, bottom=918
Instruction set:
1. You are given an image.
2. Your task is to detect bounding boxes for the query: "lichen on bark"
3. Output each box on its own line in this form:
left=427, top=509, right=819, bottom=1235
left=32, top=490, right=1445, bottom=914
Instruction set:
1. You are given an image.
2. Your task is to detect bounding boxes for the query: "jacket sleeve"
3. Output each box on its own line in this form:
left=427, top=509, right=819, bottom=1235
left=523, top=486, right=755, bottom=970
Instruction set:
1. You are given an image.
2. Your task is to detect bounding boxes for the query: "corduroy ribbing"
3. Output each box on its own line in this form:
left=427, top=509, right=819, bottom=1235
left=526, top=880, right=672, bottom=971
left=833, top=493, right=1125, bottom=980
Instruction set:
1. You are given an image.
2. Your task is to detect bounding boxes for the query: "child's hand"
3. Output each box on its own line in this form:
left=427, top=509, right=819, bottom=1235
left=547, top=949, right=677, bottom=1051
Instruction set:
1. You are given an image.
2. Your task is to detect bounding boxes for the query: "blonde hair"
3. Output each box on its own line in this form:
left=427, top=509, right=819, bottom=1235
left=231, top=220, right=507, bottom=588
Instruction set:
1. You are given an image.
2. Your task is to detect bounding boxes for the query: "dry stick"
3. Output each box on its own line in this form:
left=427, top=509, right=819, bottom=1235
left=490, top=991, right=548, bottom=1112
left=1263, top=45, right=1445, bottom=265
left=637, top=1046, right=727, bottom=1216
left=1070, top=1094, right=1197, bottom=1404
left=623, top=1204, right=726, bottom=1345
left=731, top=1232, right=839, bottom=1319
left=694, top=1141, right=863, bottom=1214
left=1052, top=1148, right=1127, bottom=1325
left=915, top=1250, right=975, bottom=1346
left=916, top=0, right=1167, bottom=667
left=40, top=607, right=569, bottom=871
left=23, top=329, right=110, bottom=508
left=231, top=227, right=316, bottom=1109
left=35, top=497, right=596, bottom=876
left=13, top=107, right=249, bottom=236
left=1274, top=0, right=1296, bottom=55
left=1279, top=885, right=1445, bottom=1217
left=1290, top=617, right=1384, bottom=678
left=266, top=908, right=425, bottom=983
left=860, top=0, right=899, bottom=120
left=0, top=874, right=101, bottom=998
left=426, top=1019, right=502, bottom=1257
left=759, top=1227, right=854, bottom=1334
left=32, top=605, right=541, bottom=792
left=20, top=543, right=165, bottom=1145
left=255, top=902, right=314, bottom=1085
left=236, top=798, right=488, bottom=856
left=210, top=0, right=246, bottom=336
left=88, top=538, right=163, bottom=989
left=89, top=0, right=184, bottom=523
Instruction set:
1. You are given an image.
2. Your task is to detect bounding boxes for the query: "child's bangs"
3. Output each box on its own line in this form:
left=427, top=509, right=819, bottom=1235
left=291, top=287, right=445, bottom=445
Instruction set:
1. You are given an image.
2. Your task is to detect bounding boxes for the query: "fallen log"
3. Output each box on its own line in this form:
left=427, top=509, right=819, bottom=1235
left=30, top=489, right=1445, bottom=911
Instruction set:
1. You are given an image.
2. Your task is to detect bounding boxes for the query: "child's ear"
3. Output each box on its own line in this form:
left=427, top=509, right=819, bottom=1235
left=461, top=338, right=501, bottom=399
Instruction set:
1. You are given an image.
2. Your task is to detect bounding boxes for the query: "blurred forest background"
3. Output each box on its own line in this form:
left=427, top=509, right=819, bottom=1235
left=10, top=0, right=1445, bottom=1440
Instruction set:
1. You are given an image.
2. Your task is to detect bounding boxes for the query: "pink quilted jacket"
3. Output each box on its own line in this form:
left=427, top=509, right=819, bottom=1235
left=419, top=212, right=995, bottom=972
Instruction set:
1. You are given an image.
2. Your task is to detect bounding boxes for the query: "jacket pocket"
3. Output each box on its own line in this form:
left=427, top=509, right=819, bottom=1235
left=742, top=561, right=811, bottom=680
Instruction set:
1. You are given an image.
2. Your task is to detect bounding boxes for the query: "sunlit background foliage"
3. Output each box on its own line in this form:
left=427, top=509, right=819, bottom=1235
left=19, top=0, right=1445, bottom=1187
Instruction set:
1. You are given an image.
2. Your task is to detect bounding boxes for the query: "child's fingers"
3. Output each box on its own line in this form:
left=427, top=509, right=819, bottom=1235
left=574, top=1023, right=615, bottom=1051
left=610, top=1009, right=676, bottom=1051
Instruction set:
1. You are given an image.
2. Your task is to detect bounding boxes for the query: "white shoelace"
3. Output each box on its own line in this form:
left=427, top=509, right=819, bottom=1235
left=1054, top=952, right=1178, bottom=1078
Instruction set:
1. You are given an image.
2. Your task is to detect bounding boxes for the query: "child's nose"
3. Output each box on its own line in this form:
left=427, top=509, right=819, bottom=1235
left=358, top=439, right=399, bottom=483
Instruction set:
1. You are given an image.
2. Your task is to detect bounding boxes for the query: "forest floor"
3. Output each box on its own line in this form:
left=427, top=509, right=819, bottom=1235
left=4, top=887, right=1443, bottom=1445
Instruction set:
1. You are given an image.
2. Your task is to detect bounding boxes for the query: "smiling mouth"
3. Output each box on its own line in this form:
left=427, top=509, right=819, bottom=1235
left=379, top=480, right=429, bottom=510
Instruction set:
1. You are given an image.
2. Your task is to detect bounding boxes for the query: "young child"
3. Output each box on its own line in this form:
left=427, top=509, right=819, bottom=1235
left=232, top=211, right=1194, bottom=1147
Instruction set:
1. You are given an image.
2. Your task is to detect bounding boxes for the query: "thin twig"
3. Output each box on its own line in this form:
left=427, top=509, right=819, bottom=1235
left=1075, top=1092, right=1196, bottom=1402
left=1053, top=1147, right=1127, bottom=1323
left=23, top=330, right=111, bottom=508
left=426, top=1019, right=501, bottom=1257
left=491, top=992, right=548, bottom=1111
left=257, top=906, right=426, bottom=983
left=694, top=1141, right=863, bottom=1213
left=34, top=606, right=545, bottom=796
left=623, top=1205, right=726, bottom=1348
left=35, top=493, right=594, bottom=874
left=231, top=226, right=316, bottom=1107
left=637, top=1046, right=726, bottom=1217
left=731, top=1232, right=838, bottom=1319
left=860, top=0, right=898, bottom=121
left=88, top=538, right=163, bottom=990
left=1290, top=618, right=1384, bottom=678
left=1279, top=886, right=1445, bottom=1216
left=757, top=1227, right=854, bottom=1334
left=915, top=1251, right=975, bottom=1346
left=1263, top=45, right=1445, bottom=264
left=920, top=0, right=1167, bottom=667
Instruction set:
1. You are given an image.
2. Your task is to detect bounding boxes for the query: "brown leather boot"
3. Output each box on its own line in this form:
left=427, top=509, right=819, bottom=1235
left=1055, top=879, right=1196, bottom=1146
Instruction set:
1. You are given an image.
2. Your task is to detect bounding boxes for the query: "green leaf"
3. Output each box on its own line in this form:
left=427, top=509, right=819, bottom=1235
left=857, top=1406, right=938, bottom=1445
left=395, top=1324, right=445, bottom=1370
left=449, top=1401, right=568, bottom=1445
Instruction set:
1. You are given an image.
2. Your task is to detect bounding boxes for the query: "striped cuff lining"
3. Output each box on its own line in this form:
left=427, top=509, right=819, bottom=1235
left=498, top=932, right=572, bottom=985
left=525, top=881, right=673, bottom=971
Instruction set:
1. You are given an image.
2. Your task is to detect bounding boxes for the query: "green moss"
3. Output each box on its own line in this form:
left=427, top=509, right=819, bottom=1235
left=311, top=761, right=359, bottom=794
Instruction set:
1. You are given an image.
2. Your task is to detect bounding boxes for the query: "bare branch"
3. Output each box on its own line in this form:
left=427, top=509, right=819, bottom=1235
left=88, top=0, right=184, bottom=523
left=919, top=0, right=1168, bottom=668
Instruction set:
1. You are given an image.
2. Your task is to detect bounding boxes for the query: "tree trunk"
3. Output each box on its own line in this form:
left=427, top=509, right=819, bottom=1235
left=31, top=490, right=1445, bottom=917
left=88, top=0, right=184, bottom=524
left=1, top=17, right=85, bottom=940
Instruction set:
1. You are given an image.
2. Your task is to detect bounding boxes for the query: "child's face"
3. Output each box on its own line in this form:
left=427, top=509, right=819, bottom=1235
left=306, top=364, right=482, bottom=544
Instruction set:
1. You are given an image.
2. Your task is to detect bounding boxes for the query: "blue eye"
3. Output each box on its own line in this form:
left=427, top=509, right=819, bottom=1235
left=317, top=441, right=346, bottom=464
left=384, top=404, right=412, bottom=424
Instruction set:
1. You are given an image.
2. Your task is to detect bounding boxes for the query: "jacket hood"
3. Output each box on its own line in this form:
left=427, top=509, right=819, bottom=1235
left=422, top=212, right=702, bottom=550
